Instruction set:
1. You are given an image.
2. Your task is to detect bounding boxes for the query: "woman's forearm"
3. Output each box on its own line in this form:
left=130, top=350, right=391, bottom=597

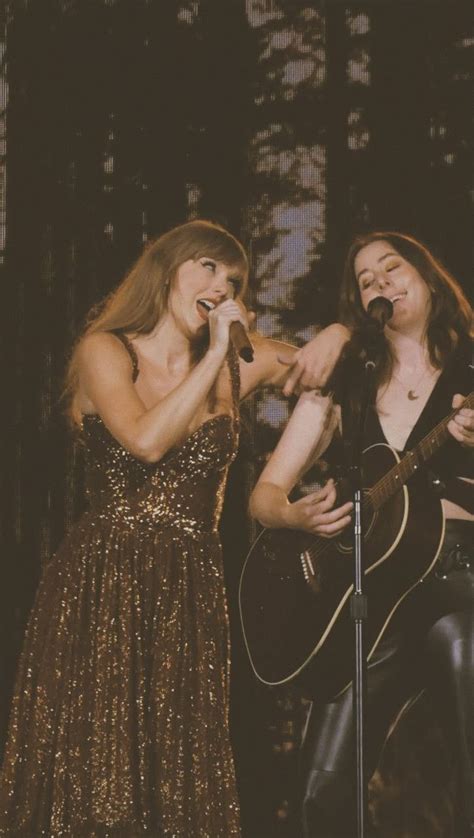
left=249, top=481, right=294, bottom=529
left=80, top=332, right=230, bottom=463
left=240, top=323, right=351, bottom=400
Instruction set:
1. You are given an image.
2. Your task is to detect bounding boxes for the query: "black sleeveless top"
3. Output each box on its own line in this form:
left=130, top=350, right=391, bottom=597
left=325, top=340, right=473, bottom=514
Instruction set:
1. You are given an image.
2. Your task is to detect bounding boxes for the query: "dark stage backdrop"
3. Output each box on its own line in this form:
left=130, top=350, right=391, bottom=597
left=1, top=1, right=472, bottom=835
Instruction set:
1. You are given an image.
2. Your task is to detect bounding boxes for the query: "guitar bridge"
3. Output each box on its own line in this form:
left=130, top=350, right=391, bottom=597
left=300, top=550, right=321, bottom=592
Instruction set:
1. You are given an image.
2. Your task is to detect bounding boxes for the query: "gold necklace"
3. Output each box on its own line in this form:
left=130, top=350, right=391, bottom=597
left=392, top=367, right=437, bottom=401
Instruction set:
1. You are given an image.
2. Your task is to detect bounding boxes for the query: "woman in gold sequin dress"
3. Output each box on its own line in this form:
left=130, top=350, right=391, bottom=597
left=0, top=220, right=348, bottom=836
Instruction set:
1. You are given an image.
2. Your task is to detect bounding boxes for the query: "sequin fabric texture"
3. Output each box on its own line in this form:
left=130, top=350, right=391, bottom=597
left=0, top=343, right=241, bottom=837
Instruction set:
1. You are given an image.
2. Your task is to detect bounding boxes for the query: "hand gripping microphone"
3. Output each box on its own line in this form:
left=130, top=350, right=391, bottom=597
left=200, top=295, right=254, bottom=363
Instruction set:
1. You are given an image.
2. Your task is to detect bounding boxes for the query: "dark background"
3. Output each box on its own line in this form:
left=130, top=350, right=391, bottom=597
left=0, top=1, right=472, bottom=835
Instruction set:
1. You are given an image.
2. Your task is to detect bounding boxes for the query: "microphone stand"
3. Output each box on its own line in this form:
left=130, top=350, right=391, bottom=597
left=347, top=356, right=376, bottom=838
left=336, top=297, right=391, bottom=837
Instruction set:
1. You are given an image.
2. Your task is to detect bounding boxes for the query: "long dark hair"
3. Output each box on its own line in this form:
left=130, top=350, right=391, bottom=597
left=339, top=231, right=472, bottom=390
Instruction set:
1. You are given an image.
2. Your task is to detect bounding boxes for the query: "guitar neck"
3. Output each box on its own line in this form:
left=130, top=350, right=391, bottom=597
left=371, top=392, right=474, bottom=511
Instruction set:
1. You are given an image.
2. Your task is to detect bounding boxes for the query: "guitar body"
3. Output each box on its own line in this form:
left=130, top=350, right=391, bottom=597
left=239, top=443, right=445, bottom=700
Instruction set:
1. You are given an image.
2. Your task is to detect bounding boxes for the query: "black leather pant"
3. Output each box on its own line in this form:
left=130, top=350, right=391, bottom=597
left=300, top=520, right=474, bottom=838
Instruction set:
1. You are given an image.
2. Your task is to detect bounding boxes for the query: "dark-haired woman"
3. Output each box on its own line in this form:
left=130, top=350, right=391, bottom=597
left=250, top=232, right=473, bottom=837
left=0, top=219, right=348, bottom=836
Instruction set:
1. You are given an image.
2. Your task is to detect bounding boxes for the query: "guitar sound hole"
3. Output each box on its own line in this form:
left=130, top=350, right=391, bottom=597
left=262, top=545, right=298, bottom=581
left=261, top=537, right=313, bottom=583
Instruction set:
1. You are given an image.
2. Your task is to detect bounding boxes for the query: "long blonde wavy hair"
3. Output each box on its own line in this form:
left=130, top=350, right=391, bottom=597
left=65, top=219, right=249, bottom=426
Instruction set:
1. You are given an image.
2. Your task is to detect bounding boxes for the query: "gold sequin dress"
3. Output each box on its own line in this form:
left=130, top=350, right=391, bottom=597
left=0, top=338, right=241, bottom=837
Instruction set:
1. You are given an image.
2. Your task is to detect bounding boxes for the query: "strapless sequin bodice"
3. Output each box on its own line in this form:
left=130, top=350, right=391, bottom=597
left=82, top=412, right=238, bottom=537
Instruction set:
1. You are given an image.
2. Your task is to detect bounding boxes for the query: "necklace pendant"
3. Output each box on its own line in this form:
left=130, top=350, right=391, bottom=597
left=407, top=390, right=419, bottom=401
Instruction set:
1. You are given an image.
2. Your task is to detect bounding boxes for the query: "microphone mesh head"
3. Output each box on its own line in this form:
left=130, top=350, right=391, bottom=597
left=367, top=296, right=393, bottom=327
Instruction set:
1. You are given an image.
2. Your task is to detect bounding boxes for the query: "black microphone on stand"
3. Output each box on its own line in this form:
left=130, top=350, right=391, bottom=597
left=366, top=296, right=393, bottom=329
left=322, top=297, right=393, bottom=396
left=363, top=296, right=393, bottom=370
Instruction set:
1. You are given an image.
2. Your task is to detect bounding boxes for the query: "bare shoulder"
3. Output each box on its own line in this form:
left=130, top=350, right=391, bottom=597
left=76, top=331, right=142, bottom=419
left=76, top=331, right=132, bottom=375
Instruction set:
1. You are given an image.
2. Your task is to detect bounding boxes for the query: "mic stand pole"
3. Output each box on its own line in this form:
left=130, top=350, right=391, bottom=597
left=348, top=358, right=376, bottom=838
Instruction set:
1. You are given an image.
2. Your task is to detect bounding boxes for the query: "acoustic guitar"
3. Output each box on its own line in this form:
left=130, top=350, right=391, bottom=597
left=239, top=392, right=473, bottom=700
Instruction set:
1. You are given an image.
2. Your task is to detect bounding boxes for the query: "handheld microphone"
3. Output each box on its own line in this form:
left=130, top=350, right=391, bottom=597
left=230, top=322, right=254, bottom=363
left=366, top=296, right=393, bottom=329
left=229, top=288, right=254, bottom=363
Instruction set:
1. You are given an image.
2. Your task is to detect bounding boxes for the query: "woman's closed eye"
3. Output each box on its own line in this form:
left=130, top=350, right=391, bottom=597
left=201, top=259, right=216, bottom=272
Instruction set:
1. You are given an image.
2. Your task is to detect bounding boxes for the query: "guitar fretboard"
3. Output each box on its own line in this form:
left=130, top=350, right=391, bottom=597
left=370, top=392, right=474, bottom=510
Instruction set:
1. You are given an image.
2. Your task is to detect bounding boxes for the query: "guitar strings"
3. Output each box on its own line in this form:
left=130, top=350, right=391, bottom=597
left=304, top=392, right=473, bottom=571
left=364, top=393, right=473, bottom=505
